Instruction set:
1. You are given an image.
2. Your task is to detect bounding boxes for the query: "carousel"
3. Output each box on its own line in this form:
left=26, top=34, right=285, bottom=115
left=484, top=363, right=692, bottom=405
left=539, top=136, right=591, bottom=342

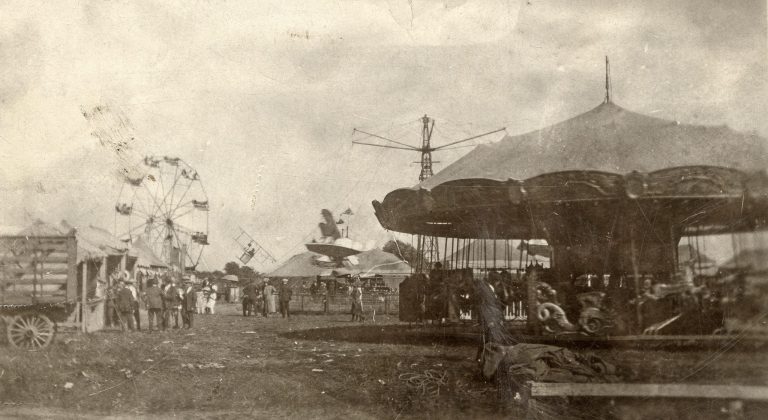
left=373, top=98, right=768, bottom=338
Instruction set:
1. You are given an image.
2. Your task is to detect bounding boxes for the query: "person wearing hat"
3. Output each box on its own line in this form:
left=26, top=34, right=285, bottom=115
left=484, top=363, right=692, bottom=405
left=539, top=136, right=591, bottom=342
left=124, top=273, right=142, bottom=331
left=181, top=279, right=197, bottom=329
left=115, top=280, right=135, bottom=331
left=279, top=278, right=293, bottom=318
left=351, top=277, right=364, bottom=322
left=262, top=278, right=277, bottom=317
left=145, top=278, right=165, bottom=331
left=164, top=277, right=182, bottom=329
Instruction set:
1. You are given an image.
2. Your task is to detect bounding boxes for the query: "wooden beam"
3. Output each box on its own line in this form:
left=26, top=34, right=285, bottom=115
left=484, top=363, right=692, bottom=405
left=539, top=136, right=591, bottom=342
left=67, top=236, right=78, bottom=301
left=6, top=274, right=69, bottom=284
left=0, top=255, right=71, bottom=264
left=529, top=382, right=768, bottom=401
left=81, top=262, right=87, bottom=333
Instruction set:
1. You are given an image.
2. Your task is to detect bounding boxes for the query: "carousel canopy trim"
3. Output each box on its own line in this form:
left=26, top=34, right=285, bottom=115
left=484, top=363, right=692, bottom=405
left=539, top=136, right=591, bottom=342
left=373, top=102, right=768, bottom=239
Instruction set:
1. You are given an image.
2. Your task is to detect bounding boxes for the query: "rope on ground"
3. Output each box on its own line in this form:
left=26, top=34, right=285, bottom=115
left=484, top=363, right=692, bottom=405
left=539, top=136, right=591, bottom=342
left=86, top=357, right=167, bottom=397
left=398, top=369, right=449, bottom=396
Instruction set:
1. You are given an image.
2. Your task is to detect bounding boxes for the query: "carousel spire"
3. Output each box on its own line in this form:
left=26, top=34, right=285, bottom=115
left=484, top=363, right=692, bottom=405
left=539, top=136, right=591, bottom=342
left=604, top=55, right=612, bottom=104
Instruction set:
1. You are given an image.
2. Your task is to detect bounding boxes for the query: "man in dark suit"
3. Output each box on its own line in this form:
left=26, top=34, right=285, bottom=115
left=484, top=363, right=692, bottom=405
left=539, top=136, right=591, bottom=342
left=115, top=281, right=135, bottom=331
left=145, top=279, right=165, bottom=331
left=182, top=280, right=197, bottom=329
left=164, top=278, right=182, bottom=329
left=279, top=278, right=292, bottom=318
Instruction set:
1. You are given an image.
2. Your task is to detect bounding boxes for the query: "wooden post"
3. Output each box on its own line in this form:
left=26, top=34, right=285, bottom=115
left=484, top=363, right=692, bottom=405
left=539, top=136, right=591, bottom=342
left=670, top=223, right=678, bottom=276
left=527, top=267, right=539, bottom=335
left=630, top=227, right=643, bottom=332
left=67, top=235, right=78, bottom=302
left=100, top=257, right=107, bottom=294
left=81, top=261, right=88, bottom=333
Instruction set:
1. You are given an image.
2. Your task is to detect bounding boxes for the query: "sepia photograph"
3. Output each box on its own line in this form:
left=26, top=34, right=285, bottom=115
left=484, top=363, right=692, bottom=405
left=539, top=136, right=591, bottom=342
left=1, top=1, right=767, bottom=418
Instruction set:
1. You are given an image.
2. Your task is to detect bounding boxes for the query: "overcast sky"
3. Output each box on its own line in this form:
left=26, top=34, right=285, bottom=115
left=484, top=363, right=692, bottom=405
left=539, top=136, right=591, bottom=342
left=1, top=0, right=765, bottom=270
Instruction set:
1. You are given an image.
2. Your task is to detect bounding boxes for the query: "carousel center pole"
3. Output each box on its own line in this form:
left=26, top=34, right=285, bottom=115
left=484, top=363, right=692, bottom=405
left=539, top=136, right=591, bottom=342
left=629, top=226, right=643, bottom=332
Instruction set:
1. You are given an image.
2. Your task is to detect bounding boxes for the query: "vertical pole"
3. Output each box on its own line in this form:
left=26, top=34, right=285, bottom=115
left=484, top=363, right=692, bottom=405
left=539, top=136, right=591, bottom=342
left=527, top=266, right=539, bottom=335
left=100, top=257, right=107, bottom=292
left=67, top=235, right=78, bottom=302
left=81, top=261, right=88, bottom=333
left=630, top=226, right=643, bottom=331
left=493, top=239, right=497, bottom=270
left=670, top=223, right=678, bottom=277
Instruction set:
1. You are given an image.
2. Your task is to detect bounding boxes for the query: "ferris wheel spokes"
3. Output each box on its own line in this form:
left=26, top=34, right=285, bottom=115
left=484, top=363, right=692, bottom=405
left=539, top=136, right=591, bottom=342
left=115, top=155, right=209, bottom=269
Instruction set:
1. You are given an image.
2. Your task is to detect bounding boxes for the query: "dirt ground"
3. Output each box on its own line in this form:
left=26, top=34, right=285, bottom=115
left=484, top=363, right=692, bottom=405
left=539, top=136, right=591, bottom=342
left=1, top=304, right=767, bottom=419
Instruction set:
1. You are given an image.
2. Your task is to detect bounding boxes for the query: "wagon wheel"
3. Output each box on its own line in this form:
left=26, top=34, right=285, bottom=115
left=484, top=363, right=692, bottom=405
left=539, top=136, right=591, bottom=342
left=7, top=314, right=56, bottom=350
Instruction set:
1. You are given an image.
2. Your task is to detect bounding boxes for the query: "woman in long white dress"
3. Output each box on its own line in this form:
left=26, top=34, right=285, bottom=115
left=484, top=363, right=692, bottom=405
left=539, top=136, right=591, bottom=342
left=206, top=284, right=218, bottom=314
left=263, top=280, right=277, bottom=316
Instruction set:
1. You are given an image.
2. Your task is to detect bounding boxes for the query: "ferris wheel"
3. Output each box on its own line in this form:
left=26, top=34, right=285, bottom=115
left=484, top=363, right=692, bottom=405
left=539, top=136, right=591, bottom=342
left=114, top=156, right=209, bottom=270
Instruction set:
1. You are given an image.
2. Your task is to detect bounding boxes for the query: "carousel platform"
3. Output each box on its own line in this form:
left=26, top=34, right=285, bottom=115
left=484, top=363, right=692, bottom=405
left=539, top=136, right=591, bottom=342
left=401, top=321, right=768, bottom=349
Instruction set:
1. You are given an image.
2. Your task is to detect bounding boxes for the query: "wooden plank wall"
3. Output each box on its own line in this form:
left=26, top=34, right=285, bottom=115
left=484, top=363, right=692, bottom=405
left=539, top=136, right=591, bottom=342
left=0, top=235, right=77, bottom=305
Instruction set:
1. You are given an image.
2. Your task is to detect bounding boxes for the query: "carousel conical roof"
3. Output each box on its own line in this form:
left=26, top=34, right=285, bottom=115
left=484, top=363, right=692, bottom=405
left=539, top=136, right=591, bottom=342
left=373, top=102, right=768, bottom=239
left=420, top=101, right=767, bottom=190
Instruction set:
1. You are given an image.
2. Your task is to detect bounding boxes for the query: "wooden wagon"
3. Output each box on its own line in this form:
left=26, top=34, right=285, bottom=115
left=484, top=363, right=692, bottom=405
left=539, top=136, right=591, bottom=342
left=0, top=232, right=78, bottom=349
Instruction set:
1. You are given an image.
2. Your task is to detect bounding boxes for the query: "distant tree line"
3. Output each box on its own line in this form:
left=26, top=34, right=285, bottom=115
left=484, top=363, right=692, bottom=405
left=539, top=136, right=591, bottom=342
left=194, top=262, right=261, bottom=284
left=382, top=239, right=423, bottom=266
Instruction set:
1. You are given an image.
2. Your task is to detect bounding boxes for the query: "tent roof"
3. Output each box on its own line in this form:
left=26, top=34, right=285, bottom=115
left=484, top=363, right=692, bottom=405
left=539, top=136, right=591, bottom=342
left=720, top=249, right=768, bottom=272
left=16, top=219, right=107, bottom=262
left=420, top=101, right=768, bottom=190
left=129, top=237, right=168, bottom=268
left=677, top=244, right=716, bottom=266
left=445, top=239, right=549, bottom=269
left=221, top=274, right=239, bottom=282
left=268, top=248, right=410, bottom=278
left=60, top=221, right=128, bottom=256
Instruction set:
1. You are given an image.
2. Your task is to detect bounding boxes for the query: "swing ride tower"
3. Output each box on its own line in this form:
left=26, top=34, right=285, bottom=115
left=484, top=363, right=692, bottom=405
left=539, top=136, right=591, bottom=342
left=353, top=116, right=506, bottom=273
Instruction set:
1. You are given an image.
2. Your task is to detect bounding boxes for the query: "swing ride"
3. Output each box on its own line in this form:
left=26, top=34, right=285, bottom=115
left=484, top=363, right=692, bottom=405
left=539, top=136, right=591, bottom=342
left=372, top=86, right=768, bottom=339
left=305, top=209, right=364, bottom=267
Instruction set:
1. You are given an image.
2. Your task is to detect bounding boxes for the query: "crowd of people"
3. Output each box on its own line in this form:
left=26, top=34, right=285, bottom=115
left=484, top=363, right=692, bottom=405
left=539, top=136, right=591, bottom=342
left=104, top=271, right=219, bottom=331
left=241, top=276, right=366, bottom=322
left=241, top=277, right=293, bottom=318
left=105, top=271, right=373, bottom=328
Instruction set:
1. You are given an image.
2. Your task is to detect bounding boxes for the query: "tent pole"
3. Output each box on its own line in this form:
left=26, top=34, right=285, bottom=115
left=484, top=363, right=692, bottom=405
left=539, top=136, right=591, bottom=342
left=695, top=227, right=703, bottom=277
left=465, top=239, right=471, bottom=269
left=493, top=239, right=497, bottom=270
left=442, top=236, right=448, bottom=268
left=630, top=226, right=643, bottom=332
